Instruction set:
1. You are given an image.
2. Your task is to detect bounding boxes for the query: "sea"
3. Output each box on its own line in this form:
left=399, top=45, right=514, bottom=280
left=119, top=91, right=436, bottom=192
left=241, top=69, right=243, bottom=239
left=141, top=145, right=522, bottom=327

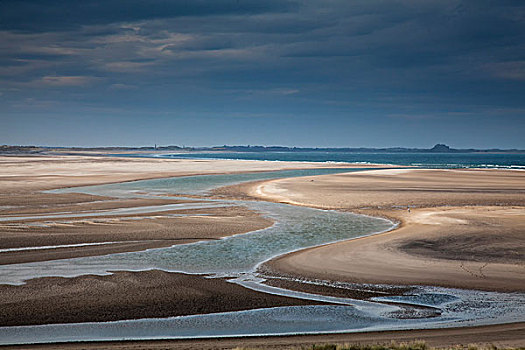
left=136, top=151, right=525, bottom=169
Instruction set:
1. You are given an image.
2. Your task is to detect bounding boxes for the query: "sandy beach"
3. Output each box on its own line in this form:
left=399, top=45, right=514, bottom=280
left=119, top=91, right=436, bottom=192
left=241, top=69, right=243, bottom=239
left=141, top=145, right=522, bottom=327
left=0, top=155, right=364, bottom=191
left=248, top=169, right=525, bottom=292
left=1, top=156, right=524, bottom=348
left=0, top=155, right=357, bottom=326
left=0, top=205, right=273, bottom=265
left=0, top=155, right=356, bottom=259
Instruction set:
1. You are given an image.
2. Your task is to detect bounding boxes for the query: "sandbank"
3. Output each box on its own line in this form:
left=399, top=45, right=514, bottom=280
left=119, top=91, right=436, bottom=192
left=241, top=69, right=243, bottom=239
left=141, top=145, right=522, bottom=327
left=0, top=155, right=364, bottom=262
left=0, top=270, right=320, bottom=326
left=248, top=168, right=525, bottom=292
left=2, top=157, right=524, bottom=348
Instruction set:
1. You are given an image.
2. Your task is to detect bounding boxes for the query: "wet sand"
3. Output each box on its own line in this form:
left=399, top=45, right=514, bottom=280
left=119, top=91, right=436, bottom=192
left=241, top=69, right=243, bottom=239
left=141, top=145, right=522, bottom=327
left=249, top=169, right=525, bottom=292
left=2, top=322, right=525, bottom=349
left=0, top=270, right=320, bottom=326
left=2, top=158, right=524, bottom=347
left=0, top=205, right=272, bottom=265
left=0, top=155, right=357, bottom=262
left=0, top=155, right=336, bottom=328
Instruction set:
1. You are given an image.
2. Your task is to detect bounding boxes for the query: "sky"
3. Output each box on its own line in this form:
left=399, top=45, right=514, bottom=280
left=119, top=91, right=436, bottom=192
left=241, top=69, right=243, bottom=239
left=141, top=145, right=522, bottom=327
left=1, top=0, right=524, bottom=148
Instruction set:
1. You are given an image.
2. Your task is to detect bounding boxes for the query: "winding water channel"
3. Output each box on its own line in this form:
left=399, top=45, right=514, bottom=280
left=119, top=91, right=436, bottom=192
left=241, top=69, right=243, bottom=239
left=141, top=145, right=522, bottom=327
left=0, top=168, right=524, bottom=344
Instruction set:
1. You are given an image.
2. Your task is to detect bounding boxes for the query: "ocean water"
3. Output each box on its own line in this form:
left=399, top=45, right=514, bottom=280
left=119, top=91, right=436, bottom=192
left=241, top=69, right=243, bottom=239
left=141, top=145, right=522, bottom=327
left=140, top=151, right=525, bottom=168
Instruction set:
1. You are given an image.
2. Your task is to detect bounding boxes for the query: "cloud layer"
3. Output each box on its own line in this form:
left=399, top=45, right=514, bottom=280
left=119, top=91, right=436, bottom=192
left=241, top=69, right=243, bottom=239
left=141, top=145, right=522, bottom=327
left=1, top=0, right=524, bottom=147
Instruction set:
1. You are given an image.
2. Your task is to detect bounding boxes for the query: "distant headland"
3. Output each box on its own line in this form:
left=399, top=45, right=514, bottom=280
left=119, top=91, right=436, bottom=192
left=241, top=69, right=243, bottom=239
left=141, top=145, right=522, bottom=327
left=1, top=144, right=524, bottom=155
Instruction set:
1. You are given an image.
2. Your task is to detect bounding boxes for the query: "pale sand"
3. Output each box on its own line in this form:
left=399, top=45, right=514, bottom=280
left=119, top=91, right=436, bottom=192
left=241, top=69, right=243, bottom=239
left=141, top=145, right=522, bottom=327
left=250, top=168, right=525, bottom=292
left=252, top=168, right=525, bottom=209
left=0, top=155, right=377, bottom=191
left=0, top=155, right=365, bottom=262
left=2, top=158, right=525, bottom=347
left=0, top=155, right=335, bottom=328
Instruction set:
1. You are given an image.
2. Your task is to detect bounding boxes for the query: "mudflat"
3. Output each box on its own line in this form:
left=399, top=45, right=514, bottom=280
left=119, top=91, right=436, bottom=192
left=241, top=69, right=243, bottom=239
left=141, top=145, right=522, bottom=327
left=2, top=158, right=524, bottom=348
left=0, top=155, right=346, bottom=328
left=0, top=270, right=320, bottom=326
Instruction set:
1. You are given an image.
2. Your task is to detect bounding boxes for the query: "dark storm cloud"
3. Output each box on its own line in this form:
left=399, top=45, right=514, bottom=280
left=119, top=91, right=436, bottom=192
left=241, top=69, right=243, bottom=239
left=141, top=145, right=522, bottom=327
left=3, top=1, right=524, bottom=86
left=1, top=0, right=524, bottom=147
left=0, top=0, right=297, bottom=32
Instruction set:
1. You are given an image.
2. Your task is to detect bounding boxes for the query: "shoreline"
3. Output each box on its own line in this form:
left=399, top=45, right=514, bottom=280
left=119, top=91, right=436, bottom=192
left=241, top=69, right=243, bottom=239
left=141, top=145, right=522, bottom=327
left=245, top=168, right=525, bottom=293
left=1, top=155, right=367, bottom=262
left=0, top=205, right=274, bottom=265
left=0, top=157, right=525, bottom=348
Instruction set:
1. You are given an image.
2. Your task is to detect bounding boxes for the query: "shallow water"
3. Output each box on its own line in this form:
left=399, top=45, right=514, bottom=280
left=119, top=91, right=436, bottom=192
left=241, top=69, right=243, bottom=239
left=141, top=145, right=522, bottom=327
left=0, top=305, right=439, bottom=344
left=1, top=168, right=524, bottom=344
left=0, top=200, right=393, bottom=283
left=2, top=168, right=392, bottom=282
left=49, top=167, right=361, bottom=197
left=1, top=287, right=524, bottom=344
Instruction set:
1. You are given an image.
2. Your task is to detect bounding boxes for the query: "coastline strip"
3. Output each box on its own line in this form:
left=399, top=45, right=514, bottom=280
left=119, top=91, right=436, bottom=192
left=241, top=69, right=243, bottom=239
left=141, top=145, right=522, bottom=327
left=247, top=168, right=525, bottom=292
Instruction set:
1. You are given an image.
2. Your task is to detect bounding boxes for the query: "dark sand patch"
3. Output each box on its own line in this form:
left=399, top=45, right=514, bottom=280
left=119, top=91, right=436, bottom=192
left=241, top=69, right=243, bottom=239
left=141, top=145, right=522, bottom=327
left=0, top=270, right=322, bottom=327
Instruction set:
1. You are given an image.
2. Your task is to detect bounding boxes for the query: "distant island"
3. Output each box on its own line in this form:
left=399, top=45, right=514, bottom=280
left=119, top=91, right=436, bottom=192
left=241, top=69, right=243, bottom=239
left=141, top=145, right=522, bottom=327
left=1, top=143, right=524, bottom=155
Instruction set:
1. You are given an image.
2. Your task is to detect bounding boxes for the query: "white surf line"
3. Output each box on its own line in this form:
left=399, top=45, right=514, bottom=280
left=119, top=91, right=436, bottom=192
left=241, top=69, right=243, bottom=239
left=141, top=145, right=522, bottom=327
left=0, top=202, right=233, bottom=222
left=0, top=241, right=141, bottom=253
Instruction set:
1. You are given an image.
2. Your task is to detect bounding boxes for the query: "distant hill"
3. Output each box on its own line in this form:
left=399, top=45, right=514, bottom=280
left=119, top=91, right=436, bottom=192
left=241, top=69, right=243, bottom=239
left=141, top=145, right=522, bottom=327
left=1, top=144, right=523, bottom=155
left=429, top=144, right=452, bottom=152
left=201, top=144, right=523, bottom=153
